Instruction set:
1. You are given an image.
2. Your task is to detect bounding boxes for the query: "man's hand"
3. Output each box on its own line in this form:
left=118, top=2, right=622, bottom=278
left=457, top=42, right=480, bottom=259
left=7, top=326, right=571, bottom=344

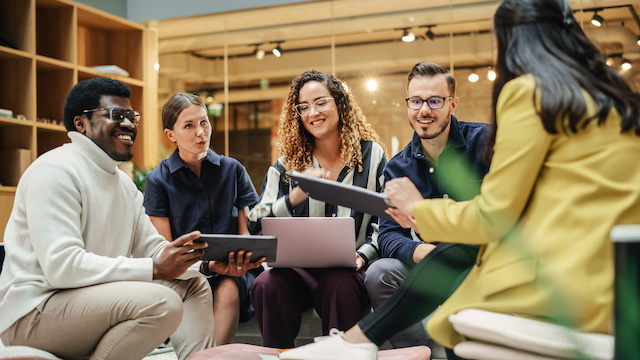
left=210, top=250, right=266, bottom=277
left=412, top=243, right=436, bottom=264
left=153, top=231, right=206, bottom=280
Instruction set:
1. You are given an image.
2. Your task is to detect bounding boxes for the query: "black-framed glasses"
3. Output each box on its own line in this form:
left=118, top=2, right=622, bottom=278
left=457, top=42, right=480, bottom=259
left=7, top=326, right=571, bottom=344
left=405, top=96, right=453, bottom=110
left=294, top=97, right=335, bottom=116
left=82, top=107, right=141, bottom=126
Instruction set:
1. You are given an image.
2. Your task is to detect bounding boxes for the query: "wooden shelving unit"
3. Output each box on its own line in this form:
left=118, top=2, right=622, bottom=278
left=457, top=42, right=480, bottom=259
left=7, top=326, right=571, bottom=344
left=0, top=0, right=155, bottom=237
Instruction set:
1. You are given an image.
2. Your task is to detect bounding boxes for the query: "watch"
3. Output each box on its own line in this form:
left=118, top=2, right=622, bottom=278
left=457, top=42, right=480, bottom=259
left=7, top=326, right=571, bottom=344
left=200, top=260, right=216, bottom=276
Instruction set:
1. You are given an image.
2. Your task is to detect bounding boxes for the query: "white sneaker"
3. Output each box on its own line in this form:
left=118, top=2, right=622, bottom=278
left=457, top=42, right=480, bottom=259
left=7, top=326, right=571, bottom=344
left=279, top=329, right=378, bottom=360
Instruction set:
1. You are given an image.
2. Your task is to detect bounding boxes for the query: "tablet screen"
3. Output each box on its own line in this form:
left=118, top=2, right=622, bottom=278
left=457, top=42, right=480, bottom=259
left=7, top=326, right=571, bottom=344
left=196, top=234, right=277, bottom=262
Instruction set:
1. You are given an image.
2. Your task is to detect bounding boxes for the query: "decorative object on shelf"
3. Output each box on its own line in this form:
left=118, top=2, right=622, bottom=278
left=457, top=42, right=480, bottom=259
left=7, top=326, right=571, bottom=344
left=0, top=108, right=13, bottom=118
left=89, top=65, right=130, bottom=77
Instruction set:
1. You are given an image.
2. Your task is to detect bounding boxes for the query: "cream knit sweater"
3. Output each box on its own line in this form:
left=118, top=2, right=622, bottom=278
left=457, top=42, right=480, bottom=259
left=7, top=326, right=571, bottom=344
left=0, top=132, right=199, bottom=334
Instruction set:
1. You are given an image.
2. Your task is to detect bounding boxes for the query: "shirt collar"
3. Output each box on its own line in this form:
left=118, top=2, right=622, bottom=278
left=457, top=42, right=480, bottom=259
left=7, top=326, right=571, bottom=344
left=68, top=131, right=120, bottom=174
left=167, top=148, right=220, bottom=174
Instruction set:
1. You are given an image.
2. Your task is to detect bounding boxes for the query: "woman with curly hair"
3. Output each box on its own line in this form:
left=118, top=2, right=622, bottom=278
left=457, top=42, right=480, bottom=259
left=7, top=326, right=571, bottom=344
left=247, top=69, right=387, bottom=348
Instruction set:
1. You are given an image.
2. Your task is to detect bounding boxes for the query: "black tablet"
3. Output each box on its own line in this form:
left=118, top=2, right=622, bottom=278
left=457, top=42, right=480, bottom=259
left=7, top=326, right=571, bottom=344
left=289, top=171, right=395, bottom=221
left=196, top=234, right=278, bottom=263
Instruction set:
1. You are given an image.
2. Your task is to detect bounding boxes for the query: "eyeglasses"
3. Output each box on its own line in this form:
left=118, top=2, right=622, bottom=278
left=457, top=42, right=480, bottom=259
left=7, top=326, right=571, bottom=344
left=294, top=97, right=335, bottom=116
left=405, top=96, right=453, bottom=110
left=82, top=107, right=141, bottom=126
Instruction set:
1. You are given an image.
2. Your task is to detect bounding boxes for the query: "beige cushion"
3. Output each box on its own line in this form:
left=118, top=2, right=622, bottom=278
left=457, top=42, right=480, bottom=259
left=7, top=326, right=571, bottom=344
left=455, top=341, right=567, bottom=360
left=0, top=346, right=61, bottom=360
left=449, top=309, right=613, bottom=360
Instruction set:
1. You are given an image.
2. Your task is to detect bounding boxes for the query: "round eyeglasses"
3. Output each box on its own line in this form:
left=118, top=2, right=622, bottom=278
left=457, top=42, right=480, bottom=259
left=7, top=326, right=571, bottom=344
left=294, top=97, right=335, bottom=116
left=405, top=96, right=453, bottom=110
left=83, top=107, right=141, bottom=126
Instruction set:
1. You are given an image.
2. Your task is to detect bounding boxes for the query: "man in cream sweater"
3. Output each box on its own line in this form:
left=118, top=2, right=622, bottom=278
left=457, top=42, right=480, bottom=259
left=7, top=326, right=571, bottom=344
left=0, top=77, right=214, bottom=360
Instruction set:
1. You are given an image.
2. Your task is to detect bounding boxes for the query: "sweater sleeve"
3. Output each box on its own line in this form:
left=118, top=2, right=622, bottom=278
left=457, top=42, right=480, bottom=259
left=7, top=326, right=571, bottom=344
left=413, top=75, right=552, bottom=244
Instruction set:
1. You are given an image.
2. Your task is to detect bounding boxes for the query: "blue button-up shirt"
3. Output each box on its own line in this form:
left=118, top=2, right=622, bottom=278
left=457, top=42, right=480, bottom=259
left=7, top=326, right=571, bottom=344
left=144, top=148, right=259, bottom=240
left=378, top=116, right=491, bottom=265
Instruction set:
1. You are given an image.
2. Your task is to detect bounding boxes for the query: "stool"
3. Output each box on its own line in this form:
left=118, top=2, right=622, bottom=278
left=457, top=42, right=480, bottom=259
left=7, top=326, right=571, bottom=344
left=187, top=343, right=431, bottom=360
left=448, top=309, right=613, bottom=360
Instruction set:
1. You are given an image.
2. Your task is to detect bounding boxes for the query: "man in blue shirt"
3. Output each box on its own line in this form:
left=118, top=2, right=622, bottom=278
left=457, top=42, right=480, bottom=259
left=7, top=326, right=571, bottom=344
left=364, top=61, right=491, bottom=348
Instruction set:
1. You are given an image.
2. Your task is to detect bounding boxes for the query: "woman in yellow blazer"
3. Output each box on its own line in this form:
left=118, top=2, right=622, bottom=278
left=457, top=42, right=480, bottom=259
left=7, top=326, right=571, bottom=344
left=278, top=0, right=640, bottom=359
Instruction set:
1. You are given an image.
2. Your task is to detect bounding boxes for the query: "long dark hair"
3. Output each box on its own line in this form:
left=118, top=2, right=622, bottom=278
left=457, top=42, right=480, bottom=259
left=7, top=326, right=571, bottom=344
left=485, top=0, right=640, bottom=159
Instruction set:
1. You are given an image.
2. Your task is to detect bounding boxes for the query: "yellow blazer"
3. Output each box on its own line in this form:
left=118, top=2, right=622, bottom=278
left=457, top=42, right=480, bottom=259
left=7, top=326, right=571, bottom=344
left=415, top=75, right=640, bottom=349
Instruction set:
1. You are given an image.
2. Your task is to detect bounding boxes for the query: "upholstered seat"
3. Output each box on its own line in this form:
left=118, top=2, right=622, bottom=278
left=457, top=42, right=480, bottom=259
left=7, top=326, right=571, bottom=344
left=186, top=343, right=432, bottom=360
left=449, top=309, right=613, bottom=360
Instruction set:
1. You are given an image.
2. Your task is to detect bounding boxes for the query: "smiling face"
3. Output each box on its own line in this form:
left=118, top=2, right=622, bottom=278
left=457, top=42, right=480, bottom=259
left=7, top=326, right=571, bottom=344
left=74, top=95, right=137, bottom=161
left=297, top=81, right=340, bottom=141
left=407, top=74, right=458, bottom=141
left=164, top=103, right=211, bottom=161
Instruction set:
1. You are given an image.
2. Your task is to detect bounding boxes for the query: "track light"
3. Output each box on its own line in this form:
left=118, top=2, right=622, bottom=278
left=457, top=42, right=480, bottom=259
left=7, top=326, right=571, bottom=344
left=636, top=35, right=640, bottom=46
left=425, top=26, right=435, bottom=41
left=271, top=42, right=283, bottom=58
left=621, top=59, right=632, bottom=70
left=591, top=11, right=604, bottom=27
left=252, top=44, right=265, bottom=60
left=468, top=72, right=479, bottom=83
left=401, top=29, right=415, bottom=43
left=487, top=69, right=496, bottom=81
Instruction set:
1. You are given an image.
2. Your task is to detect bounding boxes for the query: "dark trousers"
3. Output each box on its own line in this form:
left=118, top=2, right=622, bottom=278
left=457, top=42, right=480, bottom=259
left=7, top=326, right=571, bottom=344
left=358, top=243, right=478, bottom=350
left=249, top=267, right=369, bottom=348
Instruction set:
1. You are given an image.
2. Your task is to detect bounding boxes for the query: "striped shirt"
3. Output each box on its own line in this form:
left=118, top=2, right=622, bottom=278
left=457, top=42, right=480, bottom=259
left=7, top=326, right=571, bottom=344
left=248, top=140, right=387, bottom=265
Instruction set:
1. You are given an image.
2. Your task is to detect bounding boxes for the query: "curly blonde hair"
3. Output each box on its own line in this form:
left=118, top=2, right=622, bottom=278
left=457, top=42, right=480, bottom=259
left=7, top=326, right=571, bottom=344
left=277, top=70, right=385, bottom=173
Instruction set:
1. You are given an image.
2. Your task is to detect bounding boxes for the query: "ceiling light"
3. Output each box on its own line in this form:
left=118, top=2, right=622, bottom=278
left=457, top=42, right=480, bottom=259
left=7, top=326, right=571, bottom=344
left=366, top=79, right=378, bottom=92
left=591, top=12, right=604, bottom=27
left=487, top=69, right=496, bottom=81
left=468, top=72, right=479, bottom=83
left=402, top=29, right=415, bottom=43
left=252, top=44, right=265, bottom=60
left=621, top=59, right=632, bottom=70
left=425, top=26, right=435, bottom=41
left=606, top=57, right=615, bottom=67
left=272, top=42, right=283, bottom=58
left=637, top=35, right=640, bottom=46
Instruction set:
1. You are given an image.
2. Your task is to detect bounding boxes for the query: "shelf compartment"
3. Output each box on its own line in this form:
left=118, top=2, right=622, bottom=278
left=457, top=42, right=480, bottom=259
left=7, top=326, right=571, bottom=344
left=0, top=122, right=33, bottom=152
left=77, top=66, right=144, bottom=87
left=0, top=54, right=35, bottom=121
left=36, top=60, right=74, bottom=125
left=36, top=0, right=74, bottom=62
left=77, top=8, right=144, bottom=81
left=36, top=127, right=69, bottom=157
left=0, top=0, right=35, bottom=54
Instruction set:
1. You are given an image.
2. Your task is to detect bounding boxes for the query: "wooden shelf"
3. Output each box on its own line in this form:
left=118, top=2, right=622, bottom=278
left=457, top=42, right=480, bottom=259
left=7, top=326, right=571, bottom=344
left=0, top=0, right=152, bottom=236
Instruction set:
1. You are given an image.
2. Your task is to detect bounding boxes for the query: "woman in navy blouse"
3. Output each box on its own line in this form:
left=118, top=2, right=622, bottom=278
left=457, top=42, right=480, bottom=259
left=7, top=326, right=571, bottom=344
left=144, top=92, right=264, bottom=345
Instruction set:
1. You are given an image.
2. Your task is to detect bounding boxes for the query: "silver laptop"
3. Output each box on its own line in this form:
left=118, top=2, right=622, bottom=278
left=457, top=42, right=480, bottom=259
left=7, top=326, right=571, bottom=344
left=260, top=217, right=356, bottom=268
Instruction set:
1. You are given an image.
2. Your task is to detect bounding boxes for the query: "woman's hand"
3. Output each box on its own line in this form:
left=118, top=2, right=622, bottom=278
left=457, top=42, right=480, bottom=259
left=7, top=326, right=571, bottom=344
left=210, top=250, right=266, bottom=277
left=355, top=253, right=365, bottom=271
left=384, top=177, right=423, bottom=217
left=386, top=207, right=418, bottom=231
left=289, top=168, right=331, bottom=206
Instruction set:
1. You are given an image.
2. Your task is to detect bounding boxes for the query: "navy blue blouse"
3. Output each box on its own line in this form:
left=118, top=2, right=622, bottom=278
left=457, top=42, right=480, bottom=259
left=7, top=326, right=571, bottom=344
left=143, top=148, right=259, bottom=240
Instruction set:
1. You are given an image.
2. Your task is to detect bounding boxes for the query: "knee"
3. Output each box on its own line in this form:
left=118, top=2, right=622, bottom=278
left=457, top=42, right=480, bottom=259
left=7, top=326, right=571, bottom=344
left=142, top=283, right=184, bottom=330
left=365, top=259, right=406, bottom=289
left=214, top=278, right=240, bottom=306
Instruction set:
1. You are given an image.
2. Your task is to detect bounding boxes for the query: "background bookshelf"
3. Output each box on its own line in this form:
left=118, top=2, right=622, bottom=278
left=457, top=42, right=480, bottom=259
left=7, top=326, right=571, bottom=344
left=0, top=0, right=157, bottom=237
